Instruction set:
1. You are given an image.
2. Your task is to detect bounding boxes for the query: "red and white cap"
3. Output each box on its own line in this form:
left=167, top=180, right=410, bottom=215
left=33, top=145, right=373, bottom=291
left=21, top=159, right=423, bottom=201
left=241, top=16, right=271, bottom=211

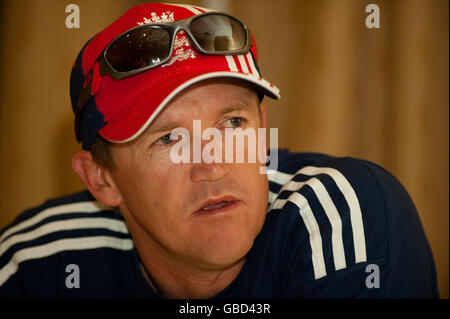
left=70, top=3, right=281, bottom=150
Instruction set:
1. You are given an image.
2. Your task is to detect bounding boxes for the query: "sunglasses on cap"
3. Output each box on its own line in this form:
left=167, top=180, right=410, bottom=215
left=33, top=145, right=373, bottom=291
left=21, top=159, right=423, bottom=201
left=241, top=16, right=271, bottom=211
left=75, top=12, right=253, bottom=142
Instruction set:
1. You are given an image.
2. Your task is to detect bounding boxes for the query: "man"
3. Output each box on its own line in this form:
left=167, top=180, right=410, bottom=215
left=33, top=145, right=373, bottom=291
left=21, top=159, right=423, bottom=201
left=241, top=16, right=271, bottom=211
left=0, top=3, right=438, bottom=298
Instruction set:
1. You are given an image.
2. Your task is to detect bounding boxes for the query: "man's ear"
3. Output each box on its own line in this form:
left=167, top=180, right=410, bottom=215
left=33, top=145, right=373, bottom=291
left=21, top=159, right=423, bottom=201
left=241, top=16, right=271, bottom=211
left=71, top=150, right=122, bottom=207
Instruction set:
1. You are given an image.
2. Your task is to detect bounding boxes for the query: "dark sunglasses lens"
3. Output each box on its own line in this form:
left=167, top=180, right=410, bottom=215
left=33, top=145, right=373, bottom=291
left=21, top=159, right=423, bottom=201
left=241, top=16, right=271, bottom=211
left=190, top=15, right=247, bottom=52
left=106, top=26, right=171, bottom=72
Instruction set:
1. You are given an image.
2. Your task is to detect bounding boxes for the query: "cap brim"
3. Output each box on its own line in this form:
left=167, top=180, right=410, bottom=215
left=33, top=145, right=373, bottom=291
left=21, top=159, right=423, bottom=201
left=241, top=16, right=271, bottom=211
left=99, top=70, right=280, bottom=143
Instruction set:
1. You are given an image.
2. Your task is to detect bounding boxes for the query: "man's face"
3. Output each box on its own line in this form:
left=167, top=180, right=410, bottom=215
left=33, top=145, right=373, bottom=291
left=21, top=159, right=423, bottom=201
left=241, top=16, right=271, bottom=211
left=109, top=78, right=269, bottom=269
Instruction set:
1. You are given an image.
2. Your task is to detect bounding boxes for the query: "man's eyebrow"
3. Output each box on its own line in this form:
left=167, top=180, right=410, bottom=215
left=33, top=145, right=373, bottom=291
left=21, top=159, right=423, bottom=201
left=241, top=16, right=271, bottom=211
left=217, top=99, right=255, bottom=117
left=145, top=122, right=184, bottom=135
left=144, top=98, right=255, bottom=136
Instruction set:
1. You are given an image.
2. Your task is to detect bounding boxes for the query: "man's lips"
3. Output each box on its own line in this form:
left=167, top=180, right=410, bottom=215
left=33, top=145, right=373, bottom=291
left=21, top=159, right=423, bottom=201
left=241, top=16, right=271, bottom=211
left=194, top=196, right=240, bottom=216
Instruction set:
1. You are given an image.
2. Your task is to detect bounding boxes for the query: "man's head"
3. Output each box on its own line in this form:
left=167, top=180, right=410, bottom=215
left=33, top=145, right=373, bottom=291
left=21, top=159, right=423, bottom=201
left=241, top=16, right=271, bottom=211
left=74, top=78, right=269, bottom=268
left=70, top=3, right=280, bottom=272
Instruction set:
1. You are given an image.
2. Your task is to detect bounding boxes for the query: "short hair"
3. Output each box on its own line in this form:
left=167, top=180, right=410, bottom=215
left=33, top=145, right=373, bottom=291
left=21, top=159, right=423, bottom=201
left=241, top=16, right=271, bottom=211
left=90, top=135, right=115, bottom=169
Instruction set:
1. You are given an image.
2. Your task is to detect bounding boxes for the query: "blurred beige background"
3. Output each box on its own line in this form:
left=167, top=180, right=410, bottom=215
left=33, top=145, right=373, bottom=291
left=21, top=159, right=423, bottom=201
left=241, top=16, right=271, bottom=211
left=0, top=0, right=447, bottom=298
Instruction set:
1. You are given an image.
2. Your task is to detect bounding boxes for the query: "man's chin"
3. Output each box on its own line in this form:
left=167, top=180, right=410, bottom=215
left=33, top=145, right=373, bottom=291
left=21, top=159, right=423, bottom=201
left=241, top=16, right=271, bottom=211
left=182, top=203, right=266, bottom=268
left=188, top=228, right=256, bottom=269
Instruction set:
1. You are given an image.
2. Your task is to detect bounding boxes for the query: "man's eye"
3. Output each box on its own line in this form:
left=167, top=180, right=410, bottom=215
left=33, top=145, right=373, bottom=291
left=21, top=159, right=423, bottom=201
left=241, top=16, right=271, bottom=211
left=224, top=117, right=243, bottom=128
left=156, top=133, right=173, bottom=145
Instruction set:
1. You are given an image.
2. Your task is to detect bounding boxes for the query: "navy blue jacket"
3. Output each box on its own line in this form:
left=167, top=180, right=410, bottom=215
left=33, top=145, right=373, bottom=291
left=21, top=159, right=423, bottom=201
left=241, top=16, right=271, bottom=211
left=0, top=150, right=438, bottom=298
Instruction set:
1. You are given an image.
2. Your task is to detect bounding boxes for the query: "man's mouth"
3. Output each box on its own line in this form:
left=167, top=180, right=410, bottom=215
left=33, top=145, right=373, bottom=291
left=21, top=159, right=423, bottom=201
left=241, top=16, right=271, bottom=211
left=202, top=201, right=233, bottom=210
left=194, top=196, right=240, bottom=216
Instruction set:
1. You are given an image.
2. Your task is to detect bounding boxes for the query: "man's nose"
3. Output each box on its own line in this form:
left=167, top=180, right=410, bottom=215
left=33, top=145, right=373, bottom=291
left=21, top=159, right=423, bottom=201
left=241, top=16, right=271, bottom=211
left=190, top=162, right=230, bottom=183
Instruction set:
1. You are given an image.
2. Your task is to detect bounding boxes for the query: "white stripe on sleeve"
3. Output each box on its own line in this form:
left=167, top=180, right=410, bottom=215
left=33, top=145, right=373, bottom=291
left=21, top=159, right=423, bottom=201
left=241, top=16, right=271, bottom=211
left=267, top=169, right=293, bottom=185
left=268, top=191, right=278, bottom=205
left=286, top=192, right=326, bottom=279
left=304, top=178, right=346, bottom=270
left=269, top=177, right=346, bottom=271
left=268, top=165, right=367, bottom=264
left=0, top=236, right=134, bottom=287
left=0, top=201, right=112, bottom=244
left=299, top=166, right=367, bottom=263
left=0, top=217, right=129, bottom=258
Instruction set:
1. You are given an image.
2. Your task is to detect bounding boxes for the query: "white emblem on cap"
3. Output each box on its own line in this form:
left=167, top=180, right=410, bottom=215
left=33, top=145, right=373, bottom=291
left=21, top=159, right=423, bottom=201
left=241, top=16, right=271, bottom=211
left=162, top=31, right=197, bottom=68
left=137, top=11, right=174, bottom=25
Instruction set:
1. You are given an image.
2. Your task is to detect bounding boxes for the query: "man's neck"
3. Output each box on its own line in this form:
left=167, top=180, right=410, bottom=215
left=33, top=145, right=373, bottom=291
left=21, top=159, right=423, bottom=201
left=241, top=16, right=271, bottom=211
left=138, top=247, right=245, bottom=298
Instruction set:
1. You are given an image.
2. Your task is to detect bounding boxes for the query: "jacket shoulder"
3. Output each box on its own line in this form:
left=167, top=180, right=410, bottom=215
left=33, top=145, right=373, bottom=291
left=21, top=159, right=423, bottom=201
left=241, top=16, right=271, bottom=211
left=0, top=190, right=133, bottom=297
left=266, top=150, right=437, bottom=297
